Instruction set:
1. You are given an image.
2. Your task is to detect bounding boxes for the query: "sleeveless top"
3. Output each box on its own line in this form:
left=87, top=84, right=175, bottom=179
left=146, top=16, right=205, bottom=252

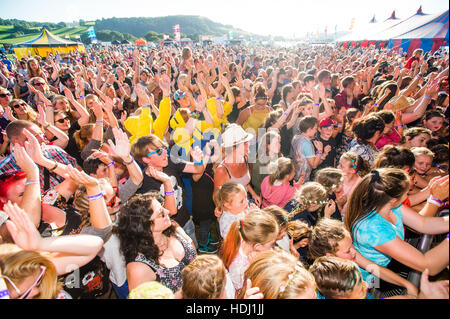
left=134, top=233, right=196, bottom=293
left=242, top=106, right=270, bottom=132
left=218, top=157, right=251, bottom=188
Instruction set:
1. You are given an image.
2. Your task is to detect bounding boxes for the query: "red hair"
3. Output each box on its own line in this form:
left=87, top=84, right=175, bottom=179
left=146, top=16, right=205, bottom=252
left=0, top=171, right=27, bottom=210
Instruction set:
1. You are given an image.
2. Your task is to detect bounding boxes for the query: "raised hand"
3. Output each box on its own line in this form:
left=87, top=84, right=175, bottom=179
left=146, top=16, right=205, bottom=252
left=159, top=74, right=171, bottom=96
left=66, top=164, right=99, bottom=188
left=313, top=140, right=323, bottom=153
left=107, top=127, right=132, bottom=160
left=430, top=175, right=449, bottom=201
left=324, top=200, right=337, bottom=218
left=22, top=129, right=46, bottom=165
left=194, top=95, right=206, bottom=112
left=4, top=202, right=42, bottom=251
left=190, top=146, right=204, bottom=163
left=13, top=144, right=39, bottom=176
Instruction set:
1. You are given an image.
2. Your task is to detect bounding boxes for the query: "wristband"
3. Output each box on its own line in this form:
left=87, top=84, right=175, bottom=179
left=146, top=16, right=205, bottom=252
left=424, top=96, right=432, bottom=99
left=314, top=103, right=320, bottom=106
left=283, top=112, right=289, bottom=116
left=427, top=196, right=442, bottom=207
left=25, top=180, right=40, bottom=186
left=165, top=191, right=175, bottom=196
left=194, top=159, right=204, bottom=166
left=321, top=157, right=326, bottom=161
left=79, top=95, right=84, bottom=99
left=123, top=156, right=134, bottom=165
left=396, top=125, right=404, bottom=128
left=316, top=152, right=323, bottom=156
left=374, top=103, right=378, bottom=107
left=430, top=196, right=442, bottom=204
left=96, top=120, right=103, bottom=123
left=107, top=162, right=115, bottom=167
left=88, top=192, right=104, bottom=201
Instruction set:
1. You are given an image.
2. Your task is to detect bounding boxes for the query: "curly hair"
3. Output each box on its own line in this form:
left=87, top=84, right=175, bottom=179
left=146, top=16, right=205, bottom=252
left=114, top=192, right=177, bottom=264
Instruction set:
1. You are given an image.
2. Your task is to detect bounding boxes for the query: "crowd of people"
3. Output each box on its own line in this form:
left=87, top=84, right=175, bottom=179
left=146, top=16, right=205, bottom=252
left=0, top=42, right=448, bottom=300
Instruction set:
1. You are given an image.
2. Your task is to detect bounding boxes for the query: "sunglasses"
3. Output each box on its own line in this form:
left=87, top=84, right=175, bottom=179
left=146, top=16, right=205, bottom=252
left=1, top=265, right=46, bottom=299
left=12, top=102, right=27, bottom=109
left=56, top=117, right=69, bottom=123
left=0, top=93, right=11, bottom=98
left=147, top=146, right=168, bottom=157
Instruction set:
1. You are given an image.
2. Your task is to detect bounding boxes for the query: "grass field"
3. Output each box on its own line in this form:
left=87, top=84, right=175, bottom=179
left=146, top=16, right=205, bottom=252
left=0, top=23, right=95, bottom=44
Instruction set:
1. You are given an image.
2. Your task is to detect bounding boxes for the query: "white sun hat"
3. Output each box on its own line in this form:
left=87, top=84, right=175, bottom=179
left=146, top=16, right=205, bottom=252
left=221, top=124, right=254, bottom=148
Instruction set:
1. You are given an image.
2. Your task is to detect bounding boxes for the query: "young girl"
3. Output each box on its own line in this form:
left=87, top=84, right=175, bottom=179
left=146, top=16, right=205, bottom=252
left=344, top=168, right=449, bottom=290
left=287, top=220, right=312, bottom=264
left=314, top=168, right=346, bottom=220
left=284, top=182, right=336, bottom=228
left=220, top=209, right=279, bottom=296
left=411, top=147, right=435, bottom=188
left=337, top=152, right=370, bottom=216
left=181, top=254, right=228, bottom=299
left=240, top=249, right=317, bottom=299
left=215, top=182, right=250, bottom=240
left=308, top=218, right=418, bottom=298
left=261, top=157, right=302, bottom=209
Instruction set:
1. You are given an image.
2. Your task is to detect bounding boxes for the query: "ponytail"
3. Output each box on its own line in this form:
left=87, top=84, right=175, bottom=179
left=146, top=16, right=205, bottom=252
left=220, top=220, right=243, bottom=269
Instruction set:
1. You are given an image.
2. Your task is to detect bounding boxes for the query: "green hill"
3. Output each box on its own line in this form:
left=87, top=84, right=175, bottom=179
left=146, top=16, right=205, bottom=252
left=94, top=15, right=260, bottom=40
left=0, top=15, right=267, bottom=45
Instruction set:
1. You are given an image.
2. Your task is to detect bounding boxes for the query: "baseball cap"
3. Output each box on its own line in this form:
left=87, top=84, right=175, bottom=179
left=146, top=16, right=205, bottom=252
left=319, top=118, right=335, bottom=128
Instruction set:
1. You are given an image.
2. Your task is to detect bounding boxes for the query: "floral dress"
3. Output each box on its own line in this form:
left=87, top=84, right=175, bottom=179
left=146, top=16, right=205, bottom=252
left=134, top=233, right=196, bottom=293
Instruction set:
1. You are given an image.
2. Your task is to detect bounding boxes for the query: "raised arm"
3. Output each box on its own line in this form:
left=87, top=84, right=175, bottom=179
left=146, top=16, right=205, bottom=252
left=3, top=202, right=103, bottom=276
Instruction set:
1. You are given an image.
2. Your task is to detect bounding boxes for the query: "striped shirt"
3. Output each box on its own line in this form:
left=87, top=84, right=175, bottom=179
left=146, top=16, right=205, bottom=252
left=0, top=145, right=77, bottom=191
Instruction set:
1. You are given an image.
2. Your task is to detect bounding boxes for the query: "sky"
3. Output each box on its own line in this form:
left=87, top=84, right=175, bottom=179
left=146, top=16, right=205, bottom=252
left=0, top=0, right=448, bottom=37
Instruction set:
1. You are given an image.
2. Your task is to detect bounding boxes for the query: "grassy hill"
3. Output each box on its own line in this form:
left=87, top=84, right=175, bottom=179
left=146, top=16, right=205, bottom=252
left=0, top=25, right=91, bottom=44
left=0, top=16, right=266, bottom=45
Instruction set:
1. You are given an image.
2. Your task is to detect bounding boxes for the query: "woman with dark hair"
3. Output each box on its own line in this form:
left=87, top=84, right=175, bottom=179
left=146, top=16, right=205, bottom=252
left=236, top=84, right=272, bottom=133
left=349, top=114, right=385, bottom=165
left=115, top=192, right=196, bottom=296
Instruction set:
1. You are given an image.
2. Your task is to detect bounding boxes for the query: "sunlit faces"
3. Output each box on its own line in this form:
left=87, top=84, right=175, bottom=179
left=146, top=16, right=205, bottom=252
left=330, top=236, right=357, bottom=262
left=54, top=113, right=71, bottom=132
left=337, top=158, right=355, bottom=176
left=0, top=178, right=26, bottom=206
left=318, top=125, right=334, bottom=141
left=424, top=116, right=444, bottom=132
left=7, top=267, right=44, bottom=299
left=306, top=124, right=318, bottom=139
left=268, top=136, right=281, bottom=155
left=302, top=103, right=314, bottom=116
left=11, top=101, right=27, bottom=115
left=143, top=141, right=169, bottom=169
left=150, top=199, right=171, bottom=233
left=414, top=154, right=433, bottom=175
left=408, top=133, right=431, bottom=148
left=223, top=189, right=248, bottom=214
left=383, top=121, right=394, bottom=135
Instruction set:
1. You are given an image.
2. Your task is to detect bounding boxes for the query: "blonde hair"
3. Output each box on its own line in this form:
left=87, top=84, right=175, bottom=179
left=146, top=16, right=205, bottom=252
left=213, top=182, right=246, bottom=211
left=287, top=220, right=312, bottom=242
left=288, top=182, right=328, bottom=220
left=221, top=209, right=278, bottom=269
left=0, top=244, right=62, bottom=299
left=9, top=99, right=38, bottom=123
left=268, top=157, right=295, bottom=185
left=128, top=281, right=174, bottom=299
left=308, top=218, right=351, bottom=260
left=262, top=205, right=289, bottom=230
left=181, top=255, right=226, bottom=299
left=411, top=147, right=434, bottom=159
left=314, top=168, right=344, bottom=194
left=242, top=249, right=316, bottom=299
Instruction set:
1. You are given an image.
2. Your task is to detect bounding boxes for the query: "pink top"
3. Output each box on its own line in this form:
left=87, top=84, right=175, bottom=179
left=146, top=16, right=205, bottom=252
left=260, top=176, right=297, bottom=209
left=376, top=129, right=402, bottom=150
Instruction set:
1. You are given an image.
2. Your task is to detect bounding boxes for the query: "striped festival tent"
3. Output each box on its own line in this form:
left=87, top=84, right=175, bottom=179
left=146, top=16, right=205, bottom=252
left=12, top=28, right=86, bottom=59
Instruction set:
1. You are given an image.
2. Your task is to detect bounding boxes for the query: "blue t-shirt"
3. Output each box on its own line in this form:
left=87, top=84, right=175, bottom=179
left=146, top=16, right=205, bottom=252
left=352, top=206, right=404, bottom=285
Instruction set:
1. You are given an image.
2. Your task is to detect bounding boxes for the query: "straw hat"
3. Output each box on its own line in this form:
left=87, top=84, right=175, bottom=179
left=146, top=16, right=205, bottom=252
left=387, top=95, right=415, bottom=112
left=221, top=124, right=254, bottom=148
